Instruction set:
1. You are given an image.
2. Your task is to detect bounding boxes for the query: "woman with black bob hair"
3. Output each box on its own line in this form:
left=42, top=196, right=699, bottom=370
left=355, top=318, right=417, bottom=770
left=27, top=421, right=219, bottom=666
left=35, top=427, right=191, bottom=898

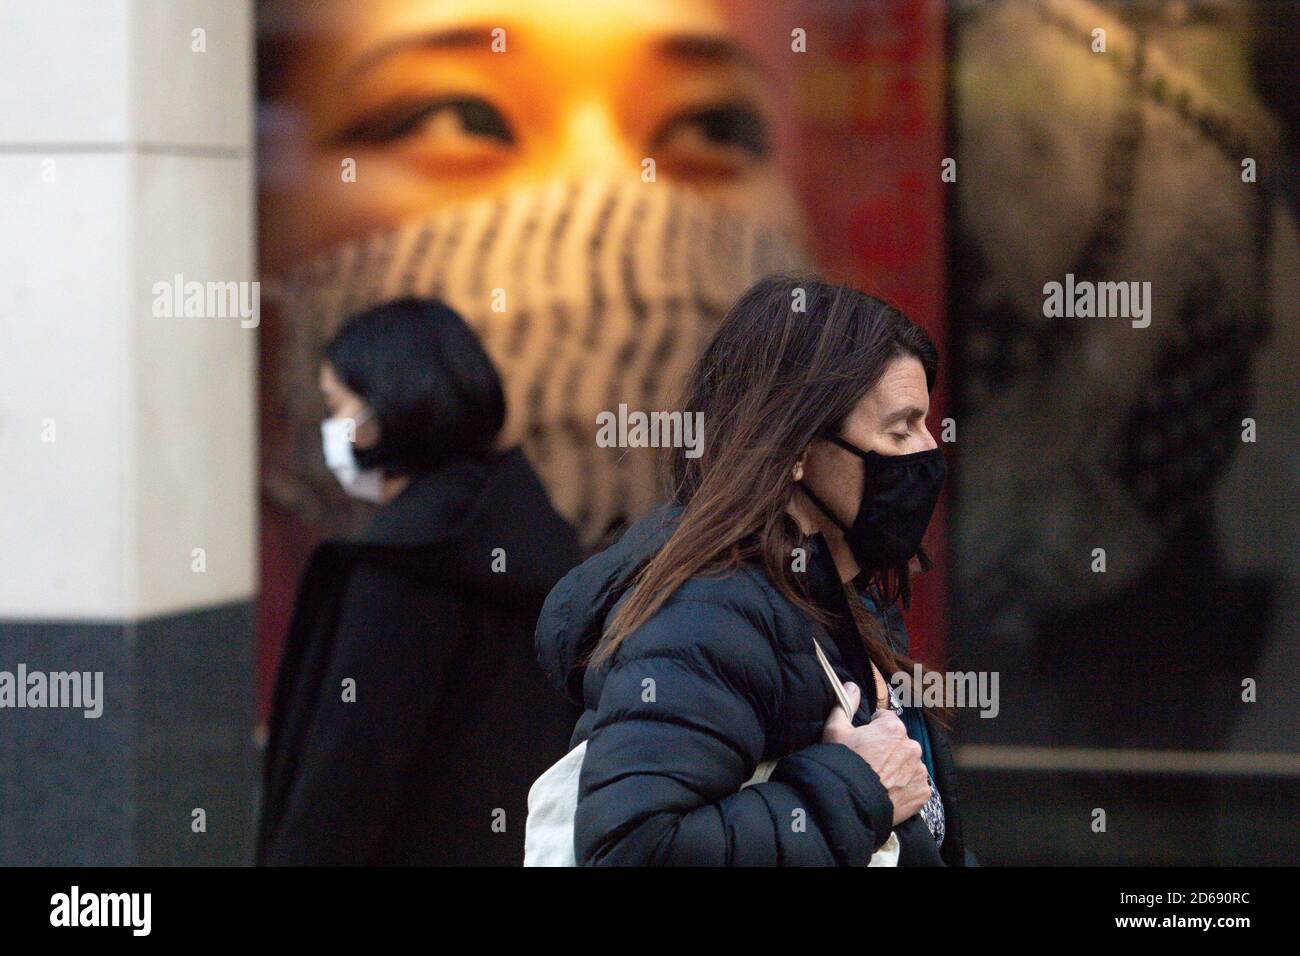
left=535, top=274, right=971, bottom=865
left=259, top=297, right=581, bottom=865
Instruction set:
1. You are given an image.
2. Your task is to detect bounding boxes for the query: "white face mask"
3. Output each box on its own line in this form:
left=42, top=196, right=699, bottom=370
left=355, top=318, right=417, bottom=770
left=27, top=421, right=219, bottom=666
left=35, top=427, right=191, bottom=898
left=320, top=409, right=383, bottom=503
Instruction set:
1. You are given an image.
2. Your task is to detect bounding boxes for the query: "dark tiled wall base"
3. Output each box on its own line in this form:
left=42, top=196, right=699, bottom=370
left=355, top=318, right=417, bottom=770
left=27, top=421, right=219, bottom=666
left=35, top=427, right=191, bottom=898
left=0, top=601, right=254, bottom=865
left=0, top=624, right=130, bottom=865
left=958, top=766, right=1300, bottom=865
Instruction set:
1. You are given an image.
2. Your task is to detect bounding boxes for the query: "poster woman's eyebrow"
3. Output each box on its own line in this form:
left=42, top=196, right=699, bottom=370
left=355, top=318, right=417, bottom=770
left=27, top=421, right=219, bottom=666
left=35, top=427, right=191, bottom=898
left=339, top=26, right=502, bottom=86
left=654, top=33, right=763, bottom=75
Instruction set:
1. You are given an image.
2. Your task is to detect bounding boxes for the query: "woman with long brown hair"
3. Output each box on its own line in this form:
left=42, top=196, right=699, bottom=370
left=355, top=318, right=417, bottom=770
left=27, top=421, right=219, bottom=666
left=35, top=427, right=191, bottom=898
left=534, top=274, right=969, bottom=865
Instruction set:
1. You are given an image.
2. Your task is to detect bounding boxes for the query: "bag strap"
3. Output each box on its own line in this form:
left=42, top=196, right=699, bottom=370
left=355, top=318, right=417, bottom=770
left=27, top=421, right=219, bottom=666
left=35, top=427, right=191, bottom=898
left=812, top=637, right=859, bottom=725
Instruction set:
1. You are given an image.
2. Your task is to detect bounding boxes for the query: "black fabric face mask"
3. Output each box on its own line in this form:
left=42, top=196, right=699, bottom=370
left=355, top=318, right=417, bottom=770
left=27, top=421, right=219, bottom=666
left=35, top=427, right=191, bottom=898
left=800, top=435, right=947, bottom=572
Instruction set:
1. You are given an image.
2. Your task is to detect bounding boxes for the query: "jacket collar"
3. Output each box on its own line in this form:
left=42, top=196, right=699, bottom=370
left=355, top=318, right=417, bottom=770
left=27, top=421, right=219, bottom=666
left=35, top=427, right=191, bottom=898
left=803, top=532, right=847, bottom=613
left=360, top=453, right=493, bottom=549
left=802, top=531, right=909, bottom=656
left=801, top=532, right=879, bottom=707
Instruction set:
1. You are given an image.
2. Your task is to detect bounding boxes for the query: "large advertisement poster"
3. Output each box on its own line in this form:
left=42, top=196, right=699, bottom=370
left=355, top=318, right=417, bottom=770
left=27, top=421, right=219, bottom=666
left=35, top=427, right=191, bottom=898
left=255, top=0, right=950, bottom=717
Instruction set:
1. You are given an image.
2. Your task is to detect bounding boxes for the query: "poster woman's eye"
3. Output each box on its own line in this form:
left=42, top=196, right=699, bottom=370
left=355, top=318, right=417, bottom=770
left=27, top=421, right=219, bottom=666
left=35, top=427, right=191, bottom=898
left=652, top=102, right=770, bottom=178
left=333, top=95, right=516, bottom=148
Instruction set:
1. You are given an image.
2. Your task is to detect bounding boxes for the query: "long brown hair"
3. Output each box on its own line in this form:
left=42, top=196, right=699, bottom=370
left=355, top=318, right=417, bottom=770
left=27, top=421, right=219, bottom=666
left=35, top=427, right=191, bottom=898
left=592, top=274, right=944, bottom=712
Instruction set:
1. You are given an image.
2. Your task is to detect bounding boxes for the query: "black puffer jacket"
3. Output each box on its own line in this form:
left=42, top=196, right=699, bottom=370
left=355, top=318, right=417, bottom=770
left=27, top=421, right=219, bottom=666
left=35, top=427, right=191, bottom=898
left=536, top=504, right=968, bottom=866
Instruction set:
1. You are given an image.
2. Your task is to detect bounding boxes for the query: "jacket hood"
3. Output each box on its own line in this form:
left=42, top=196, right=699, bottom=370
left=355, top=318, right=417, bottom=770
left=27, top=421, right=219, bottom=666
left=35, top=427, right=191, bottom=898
left=535, top=503, right=683, bottom=703
left=357, top=447, right=581, bottom=609
left=533, top=504, right=918, bottom=704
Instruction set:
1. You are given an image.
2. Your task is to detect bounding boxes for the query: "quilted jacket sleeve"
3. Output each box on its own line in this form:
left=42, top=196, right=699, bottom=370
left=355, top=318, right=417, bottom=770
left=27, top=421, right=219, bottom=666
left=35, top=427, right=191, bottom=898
left=574, top=596, right=896, bottom=865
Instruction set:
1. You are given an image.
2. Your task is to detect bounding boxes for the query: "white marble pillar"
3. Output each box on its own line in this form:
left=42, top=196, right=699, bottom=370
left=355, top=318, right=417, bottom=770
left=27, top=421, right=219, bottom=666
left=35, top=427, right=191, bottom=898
left=0, top=0, right=257, bottom=864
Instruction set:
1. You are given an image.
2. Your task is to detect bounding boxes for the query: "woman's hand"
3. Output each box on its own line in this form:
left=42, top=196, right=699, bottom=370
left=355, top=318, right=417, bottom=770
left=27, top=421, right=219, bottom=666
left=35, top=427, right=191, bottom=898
left=822, top=681, right=932, bottom=826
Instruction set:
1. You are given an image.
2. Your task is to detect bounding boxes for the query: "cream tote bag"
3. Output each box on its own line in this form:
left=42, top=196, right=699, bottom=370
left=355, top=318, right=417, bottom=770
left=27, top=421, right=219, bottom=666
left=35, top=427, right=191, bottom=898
left=523, top=638, right=901, bottom=867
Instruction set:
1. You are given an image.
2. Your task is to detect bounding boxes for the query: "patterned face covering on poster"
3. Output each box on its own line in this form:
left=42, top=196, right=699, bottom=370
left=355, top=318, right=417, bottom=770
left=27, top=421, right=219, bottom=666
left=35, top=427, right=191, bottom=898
left=265, top=175, right=808, bottom=545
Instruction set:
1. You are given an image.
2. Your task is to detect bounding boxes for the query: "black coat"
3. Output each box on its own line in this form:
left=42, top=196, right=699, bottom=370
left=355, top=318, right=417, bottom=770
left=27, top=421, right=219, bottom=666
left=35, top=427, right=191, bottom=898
left=536, top=504, right=969, bottom=866
left=258, top=448, right=582, bottom=865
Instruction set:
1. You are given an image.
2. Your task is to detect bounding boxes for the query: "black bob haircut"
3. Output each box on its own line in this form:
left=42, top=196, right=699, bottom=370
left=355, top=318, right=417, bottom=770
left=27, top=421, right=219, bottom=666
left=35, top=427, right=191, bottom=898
left=323, top=298, right=506, bottom=475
